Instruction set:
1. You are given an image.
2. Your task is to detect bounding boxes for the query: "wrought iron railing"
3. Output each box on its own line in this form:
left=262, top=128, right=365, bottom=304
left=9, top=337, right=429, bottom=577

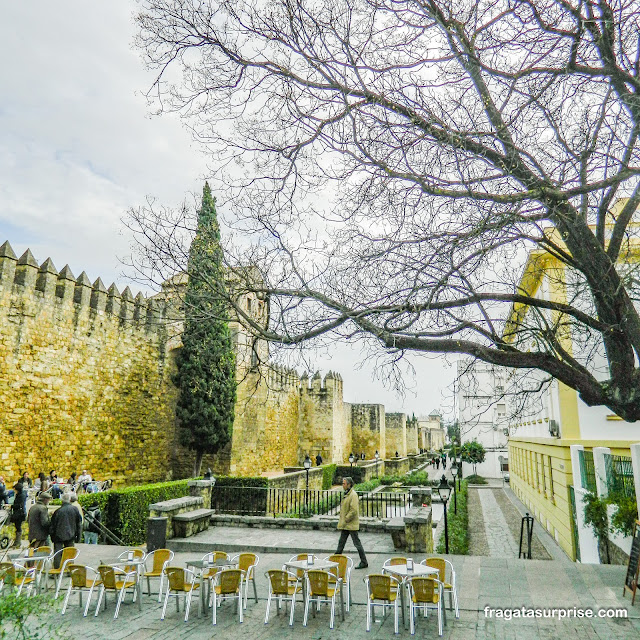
left=578, top=449, right=597, bottom=493
left=605, top=454, right=636, bottom=498
left=211, top=486, right=410, bottom=519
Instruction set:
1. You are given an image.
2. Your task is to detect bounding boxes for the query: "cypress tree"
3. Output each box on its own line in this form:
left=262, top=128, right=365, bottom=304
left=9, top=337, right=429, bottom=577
left=174, top=183, right=236, bottom=476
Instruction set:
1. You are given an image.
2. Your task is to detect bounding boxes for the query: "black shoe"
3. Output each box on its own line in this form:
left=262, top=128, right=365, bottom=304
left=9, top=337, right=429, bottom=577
left=356, top=562, right=368, bottom=569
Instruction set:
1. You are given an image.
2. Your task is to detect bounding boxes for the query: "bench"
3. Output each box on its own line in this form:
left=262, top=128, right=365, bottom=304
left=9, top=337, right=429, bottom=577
left=172, top=508, right=215, bottom=538
left=387, top=517, right=406, bottom=550
left=149, top=496, right=204, bottom=540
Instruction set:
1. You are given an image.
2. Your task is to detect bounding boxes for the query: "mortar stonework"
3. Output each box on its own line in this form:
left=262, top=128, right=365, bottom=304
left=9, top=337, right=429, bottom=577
left=0, top=241, right=413, bottom=484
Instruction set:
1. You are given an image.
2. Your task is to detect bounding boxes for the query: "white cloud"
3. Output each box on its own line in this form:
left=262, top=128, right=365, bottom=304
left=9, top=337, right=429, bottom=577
left=0, top=0, right=455, bottom=419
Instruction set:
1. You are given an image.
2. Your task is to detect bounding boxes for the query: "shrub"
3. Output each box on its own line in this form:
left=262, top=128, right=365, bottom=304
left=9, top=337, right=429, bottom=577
left=354, top=478, right=381, bottom=492
left=436, top=480, right=468, bottom=555
left=465, top=474, right=488, bottom=485
left=322, top=464, right=337, bottom=490
left=212, top=476, right=270, bottom=515
left=0, top=593, right=64, bottom=640
left=334, top=465, right=365, bottom=485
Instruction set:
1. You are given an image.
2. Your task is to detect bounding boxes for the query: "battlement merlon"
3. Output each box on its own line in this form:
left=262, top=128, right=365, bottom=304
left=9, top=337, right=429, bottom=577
left=0, top=240, right=163, bottom=337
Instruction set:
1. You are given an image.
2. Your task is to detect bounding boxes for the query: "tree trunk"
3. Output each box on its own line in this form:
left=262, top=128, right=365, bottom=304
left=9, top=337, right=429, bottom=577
left=193, top=450, right=204, bottom=478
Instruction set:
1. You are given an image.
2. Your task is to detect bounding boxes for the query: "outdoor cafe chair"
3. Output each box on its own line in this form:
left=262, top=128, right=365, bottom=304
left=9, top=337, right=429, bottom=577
left=382, top=557, right=408, bottom=573
left=421, top=557, right=458, bottom=617
left=200, top=551, right=231, bottom=601
left=95, top=565, right=139, bottom=620
left=47, top=546, right=80, bottom=598
left=161, top=566, right=200, bottom=622
left=303, top=569, right=339, bottom=629
left=364, top=573, right=401, bottom=634
left=407, top=576, right=444, bottom=636
left=27, top=546, right=52, bottom=591
left=143, top=548, right=174, bottom=601
left=211, top=568, right=244, bottom=625
left=264, top=569, right=301, bottom=626
left=231, top=552, right=259, bottom=609
left=0, top=561, right=36, bottom=597
left=61, top=564, right=101, bottom=617
left=326, top=554, right=353, bottom=612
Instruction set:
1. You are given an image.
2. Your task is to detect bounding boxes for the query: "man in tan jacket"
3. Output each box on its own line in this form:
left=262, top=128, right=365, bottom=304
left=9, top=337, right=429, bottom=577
left=336, top=476, right=368, bottom=569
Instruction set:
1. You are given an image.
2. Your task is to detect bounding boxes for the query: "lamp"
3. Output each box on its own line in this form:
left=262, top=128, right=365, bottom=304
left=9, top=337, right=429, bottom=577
left=436, top=475, right=451, bottom=554
left=349, top=453, right=355, bottom=467
left=303, top=455, right=311, bottom=514
left=374, top=450, right=380, bottom=477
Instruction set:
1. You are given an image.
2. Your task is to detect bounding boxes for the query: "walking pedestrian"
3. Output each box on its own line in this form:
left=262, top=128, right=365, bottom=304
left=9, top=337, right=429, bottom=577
left=50, top=493, right=82, bottom=568
left=11, top=481, right=27, bottom=547
left=335, top=476, right=368, bottom=569
left=28, top=491, right=52, bottom=548
left=0, top=475, right=8, bottom=505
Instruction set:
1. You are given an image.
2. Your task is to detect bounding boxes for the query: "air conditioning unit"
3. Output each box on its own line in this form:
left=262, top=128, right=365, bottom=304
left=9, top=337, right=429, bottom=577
left=549, top=419, right=560, bottom=438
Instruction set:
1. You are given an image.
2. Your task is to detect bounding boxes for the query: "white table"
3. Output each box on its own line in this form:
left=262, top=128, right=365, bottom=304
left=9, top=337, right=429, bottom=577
left=382, top=563, right=440, bottom=629
left=107, top=557, right=145, bottom=609
left=283, top=558, right=345, bottom=623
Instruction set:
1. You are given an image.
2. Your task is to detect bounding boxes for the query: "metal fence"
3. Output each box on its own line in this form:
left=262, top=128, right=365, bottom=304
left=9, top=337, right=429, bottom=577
left=211, top=486, right=410, bottom=519
left=605, top=454, right=636, bottom=498
left=579, top=449, right=597, bottom=493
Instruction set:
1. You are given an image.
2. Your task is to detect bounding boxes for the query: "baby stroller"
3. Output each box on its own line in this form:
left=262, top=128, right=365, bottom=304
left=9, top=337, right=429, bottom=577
left=0, top=506, right=12, bottom=551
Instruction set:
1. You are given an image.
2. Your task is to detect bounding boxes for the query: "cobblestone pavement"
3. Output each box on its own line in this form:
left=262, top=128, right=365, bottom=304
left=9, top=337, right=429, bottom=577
left=477, top=489, right=520, bottom=558
left=467, top=488, right=489, bottom=556
left=19, top=542, right=640, bottom=640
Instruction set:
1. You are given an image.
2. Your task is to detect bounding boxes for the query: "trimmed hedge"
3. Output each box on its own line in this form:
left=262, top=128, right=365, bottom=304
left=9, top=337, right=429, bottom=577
left=322, top=464, right=337, bottom=490
left=436, top=480, right=468, bottom=555
left=79, top=479, right=191, bottom=546
left=214, top=476, right=268, bottom=488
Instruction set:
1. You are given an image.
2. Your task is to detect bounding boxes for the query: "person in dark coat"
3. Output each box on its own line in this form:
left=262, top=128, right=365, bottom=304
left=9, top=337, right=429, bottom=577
left=50, top=493, right=82, bottom=567
left=28, top=491, right=52, bottom=548
left=0, top=475, right=8, bottom=505
left=11, top=481, right=27, bottom=547
left=315, top=453, right=323, bottom=466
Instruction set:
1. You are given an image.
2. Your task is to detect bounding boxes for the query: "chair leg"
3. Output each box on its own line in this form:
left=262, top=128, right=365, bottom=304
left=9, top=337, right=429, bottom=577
left=453, top=588, right=459, bottom=618
left=61, top=583, right=73, bottom=614
left=252, top=576, right=258, bottom=604
left=238, top=592, right=243, bottom=623
left=330, top=597, right=335, bottom=629
left=366, top=601, right=371, bottom=631
left=94, top=587, right=105, bottom=617
left=161, top=589, right=170, bottom=620
left=114, top=587, right=126, bottom=619
left=84, top=585, right=96, bottom=617
left=185, top=590, right=192, bottom=622
left=265, top=592, right=271, bottom=623
left=409, top=602, right=415, bottom=635
left=289, top=595, right=295, bottom=626
left=158, top=575, right=164, bottom=603
left=212, top=591, right=217, bottom=625
left=303, top=591, right=310, bottom=626
left=438, top=601, right=443, bottom=636
left=147, top=576, right=151, bottom=596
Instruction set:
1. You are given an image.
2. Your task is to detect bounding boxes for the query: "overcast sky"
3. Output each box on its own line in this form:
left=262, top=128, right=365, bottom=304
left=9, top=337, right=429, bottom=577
left=0, top=1, right=456, bottom=419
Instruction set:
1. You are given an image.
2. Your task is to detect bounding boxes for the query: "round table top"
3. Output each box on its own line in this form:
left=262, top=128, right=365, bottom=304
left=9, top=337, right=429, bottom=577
left=284, top=558, right=338, bottom=571
left=383, top=563, right=439, bottom=578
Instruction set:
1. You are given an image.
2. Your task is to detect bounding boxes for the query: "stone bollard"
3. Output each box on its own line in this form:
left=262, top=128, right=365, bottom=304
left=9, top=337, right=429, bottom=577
left=188, top=478, right=215, bottom=508
left=403, top=506, right=433, bottom=554
left=410, top=486, right=432, bottom=507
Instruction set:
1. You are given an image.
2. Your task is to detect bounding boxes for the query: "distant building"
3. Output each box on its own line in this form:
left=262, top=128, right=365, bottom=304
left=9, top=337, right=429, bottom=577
left=456, top=359, right=509, bottom=479
left=417, top=410, right=445, bottom=451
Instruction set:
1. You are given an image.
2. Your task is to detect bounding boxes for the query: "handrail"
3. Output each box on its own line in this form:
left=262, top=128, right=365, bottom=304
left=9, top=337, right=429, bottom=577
left=84, top=510, right=125, bottom=546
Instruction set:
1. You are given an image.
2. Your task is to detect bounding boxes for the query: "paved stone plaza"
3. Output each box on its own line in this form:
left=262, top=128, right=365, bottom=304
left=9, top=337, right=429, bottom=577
left=23, top=537, right=639, bottom=640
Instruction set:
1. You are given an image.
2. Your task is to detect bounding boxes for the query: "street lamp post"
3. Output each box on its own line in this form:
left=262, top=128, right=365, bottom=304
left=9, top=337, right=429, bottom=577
left=457, top=455, right=463, bottom=490
left=374, top=450, right=380, bottom=478
left=437, top=474, right=452, bottom=554
left=303, top=455, right=312, bottom=515
left=451, top=462, right=458, bottom=515
left=349, top=453, right=355, bottom=468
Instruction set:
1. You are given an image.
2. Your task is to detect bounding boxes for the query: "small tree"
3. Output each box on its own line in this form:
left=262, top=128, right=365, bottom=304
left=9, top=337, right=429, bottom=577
left=173, top=183, right=236, bottom=477
left=460, top=440, right=486, bottom=476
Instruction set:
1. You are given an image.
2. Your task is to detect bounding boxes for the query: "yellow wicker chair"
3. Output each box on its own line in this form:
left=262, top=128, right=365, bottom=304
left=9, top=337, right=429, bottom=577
left=364, top=573, right=401, bottom=634
left=303, top=569, right=339, bottom=629
left=143, top=549, right=174, bottom=601
left=407, top=576, right=444, bottom=636
left=161, top=566, right=200, bottom=622
left=264, top=569, right=301, bottom=626
left=231, top=552, right=259, bottom=608
left=61, top=564, right=102, bottom=616
left=422, top=557, right=458, bottom=617
left=94, top=565, right=139, bottom=620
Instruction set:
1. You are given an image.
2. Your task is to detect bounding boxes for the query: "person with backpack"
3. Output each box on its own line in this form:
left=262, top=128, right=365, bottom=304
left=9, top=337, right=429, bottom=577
left=83, top=504, right=101, bottom=544
left=50, top=493, right=82, bottom=567
left=11, top=481, right=27, bottom=547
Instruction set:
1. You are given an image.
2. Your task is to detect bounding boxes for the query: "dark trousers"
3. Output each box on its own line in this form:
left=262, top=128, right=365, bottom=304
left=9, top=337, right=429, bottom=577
left=53, top=540, right=75, bottom=569
left=336, top=530, right=367, bottom=565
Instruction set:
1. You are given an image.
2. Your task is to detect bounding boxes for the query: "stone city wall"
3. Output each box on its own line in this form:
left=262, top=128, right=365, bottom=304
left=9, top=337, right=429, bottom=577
left=351, top=404, right=386, bottom=459
left=0, top=242, right=176, bottom=486
left=386, top=412, right=407, bottom=458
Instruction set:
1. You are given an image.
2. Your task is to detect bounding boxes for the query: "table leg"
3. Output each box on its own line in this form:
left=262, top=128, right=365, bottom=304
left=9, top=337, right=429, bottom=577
left=199, top=573, right=205, bottom=617
left=400, top=580, right=407, bottom=629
